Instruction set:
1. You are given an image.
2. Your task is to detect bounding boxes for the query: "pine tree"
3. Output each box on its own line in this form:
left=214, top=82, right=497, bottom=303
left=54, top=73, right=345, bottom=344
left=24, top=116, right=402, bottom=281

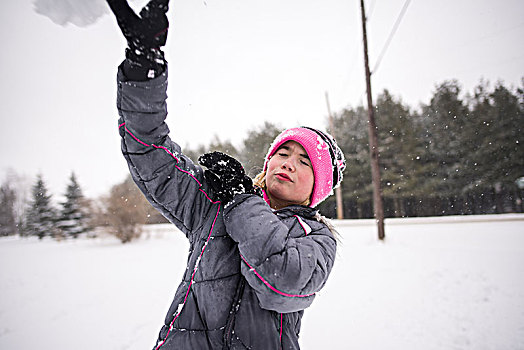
left=420, top=81, right=471, bottom=214
left=328, top=105, right=374, bottom=218
left=0, top=183, right=17, bottom=236
left=483, top=83, right=523, bottom=188
left=25, top=174, right=56, bottom=239
left=374, top=90, right=428, bottom=217
left=57, top=172, right=89, bottom=238
left=468, top=81, right=524, bottom=212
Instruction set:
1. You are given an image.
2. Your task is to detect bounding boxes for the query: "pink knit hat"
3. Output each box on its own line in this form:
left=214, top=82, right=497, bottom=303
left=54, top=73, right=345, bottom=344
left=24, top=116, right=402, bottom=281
left=264, top=127, right=346, bottom=207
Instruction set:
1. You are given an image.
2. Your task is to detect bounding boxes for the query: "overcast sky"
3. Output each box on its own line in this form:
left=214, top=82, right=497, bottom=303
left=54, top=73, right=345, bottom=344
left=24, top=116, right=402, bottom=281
left=1, top=0, right=523, bottom=200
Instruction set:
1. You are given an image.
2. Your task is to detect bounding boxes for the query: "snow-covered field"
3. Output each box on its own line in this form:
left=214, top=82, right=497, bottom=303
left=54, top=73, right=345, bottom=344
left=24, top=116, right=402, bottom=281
left=1, top=214, right=523, bottom=350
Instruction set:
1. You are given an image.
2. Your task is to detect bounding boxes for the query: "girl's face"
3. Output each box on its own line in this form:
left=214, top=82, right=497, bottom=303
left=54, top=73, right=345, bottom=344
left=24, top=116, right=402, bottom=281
left=266, top=141, right=314, bottom=209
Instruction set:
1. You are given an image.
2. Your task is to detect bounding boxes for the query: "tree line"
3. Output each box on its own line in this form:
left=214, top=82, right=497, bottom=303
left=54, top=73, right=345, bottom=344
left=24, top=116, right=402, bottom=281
left=0, top=173, right=91, bottom=239
left=0, top=171, right=166, bottom=243
left=1, top=78, right=522, bottom=242
left=184, top=79, right=523, bottom=219
left=324, top=79, right=523, bottom=219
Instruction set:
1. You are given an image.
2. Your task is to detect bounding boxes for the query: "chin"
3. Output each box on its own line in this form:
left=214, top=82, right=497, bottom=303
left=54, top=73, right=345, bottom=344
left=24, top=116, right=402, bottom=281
left=268, top=190, right=301, bottom=206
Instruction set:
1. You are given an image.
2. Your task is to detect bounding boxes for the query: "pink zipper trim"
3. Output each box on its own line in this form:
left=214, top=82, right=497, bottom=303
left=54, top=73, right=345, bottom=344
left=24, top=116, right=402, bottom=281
left=280, top=313, right=283, bottom=344
left=155, top=203, right=221, bottom=350
left=119, top=123, right=220, bottom=350
left=260, top=188, right=271, bottom=206
left=293, top=215, right=312, bottom=236
left=239, top=254, right=315, bottom=298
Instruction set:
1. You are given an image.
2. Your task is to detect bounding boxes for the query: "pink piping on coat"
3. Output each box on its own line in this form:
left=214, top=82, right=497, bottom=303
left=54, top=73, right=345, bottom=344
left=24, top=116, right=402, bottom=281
left=280, top=313, right=283, bottom=344
left=119, top=123, right=220, bottom=350
left=239, top=254, right=315, bottom=298
left=293, top=215, right=312, bottom=236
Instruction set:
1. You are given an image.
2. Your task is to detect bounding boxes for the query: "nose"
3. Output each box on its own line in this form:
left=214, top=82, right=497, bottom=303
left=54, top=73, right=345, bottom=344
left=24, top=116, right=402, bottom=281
left=281, top=157, right=297, bottom=172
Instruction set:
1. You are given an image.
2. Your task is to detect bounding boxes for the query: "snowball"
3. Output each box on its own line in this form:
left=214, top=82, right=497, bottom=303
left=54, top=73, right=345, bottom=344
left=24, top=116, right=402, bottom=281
left=33, top=0, right=143, bottom=27
left=34, top=0, right=108, bottom=27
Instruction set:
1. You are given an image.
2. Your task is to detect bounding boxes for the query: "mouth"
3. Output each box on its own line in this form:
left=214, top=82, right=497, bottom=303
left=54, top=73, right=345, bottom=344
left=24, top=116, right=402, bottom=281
left=275, top=173, right=293, bottom=182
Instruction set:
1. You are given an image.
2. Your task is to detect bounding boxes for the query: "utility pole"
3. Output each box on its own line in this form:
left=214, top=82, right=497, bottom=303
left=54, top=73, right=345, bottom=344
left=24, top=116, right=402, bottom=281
left=325, top=91, right=344, bottom=220
left=360, top=0, right=385, bottom=240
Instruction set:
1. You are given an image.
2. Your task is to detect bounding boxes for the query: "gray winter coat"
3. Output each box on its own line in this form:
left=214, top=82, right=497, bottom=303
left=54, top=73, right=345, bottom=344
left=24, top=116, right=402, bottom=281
left=115, top=65, right=337, bottom=350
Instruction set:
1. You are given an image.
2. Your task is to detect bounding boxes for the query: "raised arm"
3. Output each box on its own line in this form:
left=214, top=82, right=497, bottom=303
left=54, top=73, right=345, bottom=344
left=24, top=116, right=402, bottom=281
left=108, top=0, right=217, bottom=236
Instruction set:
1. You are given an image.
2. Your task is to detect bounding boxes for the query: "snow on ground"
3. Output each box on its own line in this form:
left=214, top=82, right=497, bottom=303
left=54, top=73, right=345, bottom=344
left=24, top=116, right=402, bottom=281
left=1, top=215, right=523, bottom=350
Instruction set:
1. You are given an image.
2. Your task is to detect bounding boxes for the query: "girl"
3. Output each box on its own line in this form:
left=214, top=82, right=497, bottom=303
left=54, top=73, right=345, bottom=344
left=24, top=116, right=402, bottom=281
left=107, top=0, right=345, bottom=349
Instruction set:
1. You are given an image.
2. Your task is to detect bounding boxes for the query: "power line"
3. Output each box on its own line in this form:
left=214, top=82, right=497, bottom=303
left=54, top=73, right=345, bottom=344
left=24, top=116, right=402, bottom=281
left=372, top=0, right=411, bottom=75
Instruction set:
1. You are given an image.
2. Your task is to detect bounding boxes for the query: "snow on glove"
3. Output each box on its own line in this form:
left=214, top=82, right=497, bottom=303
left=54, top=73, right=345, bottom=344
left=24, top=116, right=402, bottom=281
left=198, top=152, right=256, bottom=205
left=107, top=0, right=169, bottom=80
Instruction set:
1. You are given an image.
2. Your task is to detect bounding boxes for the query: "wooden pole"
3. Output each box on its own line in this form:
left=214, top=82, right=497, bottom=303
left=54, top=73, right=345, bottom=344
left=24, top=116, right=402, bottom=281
left=360, top=0, right=385, bottom=240
left=325, top=91, right=344, bottom=219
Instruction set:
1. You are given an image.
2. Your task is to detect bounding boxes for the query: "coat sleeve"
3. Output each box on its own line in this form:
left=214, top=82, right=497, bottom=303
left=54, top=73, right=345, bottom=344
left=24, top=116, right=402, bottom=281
left=223, top=195, right=337, bottom=313
left=116, top=64, right=216, bottom=237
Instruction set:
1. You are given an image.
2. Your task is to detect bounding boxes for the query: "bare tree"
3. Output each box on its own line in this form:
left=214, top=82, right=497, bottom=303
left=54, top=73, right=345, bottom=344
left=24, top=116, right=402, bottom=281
left=104, top=175, right=149, bottom=243
left=1, top=169, right=31, bottom=232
